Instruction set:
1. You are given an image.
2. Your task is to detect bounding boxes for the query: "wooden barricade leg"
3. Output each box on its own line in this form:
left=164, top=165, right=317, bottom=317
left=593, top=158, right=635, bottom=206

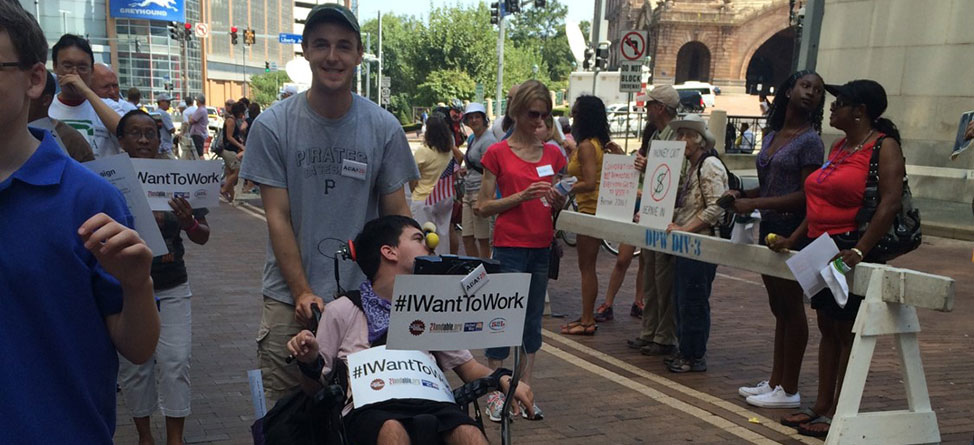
left=826, top=267, right=941, bottom=445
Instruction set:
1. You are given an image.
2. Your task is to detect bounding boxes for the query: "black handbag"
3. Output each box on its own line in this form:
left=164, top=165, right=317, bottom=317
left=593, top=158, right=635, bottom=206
left=836, top=136, right=921, bottom=262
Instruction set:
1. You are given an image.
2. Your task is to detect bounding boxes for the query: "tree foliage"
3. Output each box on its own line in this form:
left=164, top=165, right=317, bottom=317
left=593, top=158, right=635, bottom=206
left=248, top=71, right=291, bottom=107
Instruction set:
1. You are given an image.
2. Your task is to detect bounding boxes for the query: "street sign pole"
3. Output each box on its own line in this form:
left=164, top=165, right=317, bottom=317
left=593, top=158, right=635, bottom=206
left=494, top=9, right=506, bottom=119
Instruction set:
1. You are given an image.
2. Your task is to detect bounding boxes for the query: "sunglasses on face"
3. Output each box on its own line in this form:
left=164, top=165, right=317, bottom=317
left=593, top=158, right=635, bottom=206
left=831, top=98, right=856, bottom=110
left=526, top=110, right=550, bottom=120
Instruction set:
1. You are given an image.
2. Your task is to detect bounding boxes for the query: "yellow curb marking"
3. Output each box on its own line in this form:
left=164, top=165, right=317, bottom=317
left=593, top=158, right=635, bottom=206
left=542, top=330, right=819, bottom=444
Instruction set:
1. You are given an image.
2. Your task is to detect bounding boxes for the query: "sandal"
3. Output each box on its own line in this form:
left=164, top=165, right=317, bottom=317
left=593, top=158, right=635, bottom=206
left=797, top=416, right=831, bottom=438
left=630, top=302, right=643, bottom=318
left=780, top=407, right=818, bottom=427
left=560, top=322, right=597, bottom=336
left=594, top=304, right=614, bottom=322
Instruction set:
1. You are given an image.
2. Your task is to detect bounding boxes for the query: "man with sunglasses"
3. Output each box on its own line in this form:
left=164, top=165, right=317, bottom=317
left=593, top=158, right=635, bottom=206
left=47, top=34, right=124, bottom=159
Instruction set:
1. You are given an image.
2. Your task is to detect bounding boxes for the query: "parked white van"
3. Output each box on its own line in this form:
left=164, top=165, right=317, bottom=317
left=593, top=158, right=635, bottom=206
left=675, top=81, right=716, bottom=108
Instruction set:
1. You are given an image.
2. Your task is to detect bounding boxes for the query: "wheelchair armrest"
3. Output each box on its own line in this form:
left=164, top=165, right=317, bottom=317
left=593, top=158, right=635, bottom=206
left=453, top=368, right=512, bottom=406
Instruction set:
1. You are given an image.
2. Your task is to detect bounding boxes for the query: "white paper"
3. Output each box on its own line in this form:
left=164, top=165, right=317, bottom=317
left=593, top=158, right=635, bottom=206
left=638, top=140, right=687, bottom=230
left=785, top=234, right=840, bottom=298
left=387, top=273, right=530, bottom=351
left=820, top=262, right=850, bottom=308
left=595, top=154, right=641, bottom=223
left=84, top=154, right=169, bottom=256
left=129, top=158, right=223, bottom=210
left=346, top=346, right=455, bottom=409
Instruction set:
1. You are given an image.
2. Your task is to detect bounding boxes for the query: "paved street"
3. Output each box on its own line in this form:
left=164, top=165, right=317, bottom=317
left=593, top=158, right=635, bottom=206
left=115, top=200, right=974, bottom=444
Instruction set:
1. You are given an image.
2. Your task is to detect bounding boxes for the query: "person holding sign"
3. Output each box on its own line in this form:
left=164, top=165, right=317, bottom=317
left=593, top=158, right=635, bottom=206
left=287, top=216, right=534, bottom=445
left=731, top=70, right=825, bottom=409
left=665, top=114, right=728, bottom=373
left=475, top=79, right=566, bottom=421
left=114, top=110, right=211, bottom=445
left=561, top=95, right=622, bottom=335
left=771, top=80, right=907, bottom=438
left=1, top=5, right=160, bottom=441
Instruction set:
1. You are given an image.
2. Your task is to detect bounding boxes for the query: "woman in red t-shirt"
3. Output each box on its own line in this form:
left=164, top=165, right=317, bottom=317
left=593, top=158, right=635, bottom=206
left=476, top=80, right=565, bottom=421
left=769, top=79, right=906, bottom=438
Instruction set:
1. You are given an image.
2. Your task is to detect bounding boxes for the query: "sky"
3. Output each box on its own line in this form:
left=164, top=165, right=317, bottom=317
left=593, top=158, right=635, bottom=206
left=355, top=0, right=597, bottom=26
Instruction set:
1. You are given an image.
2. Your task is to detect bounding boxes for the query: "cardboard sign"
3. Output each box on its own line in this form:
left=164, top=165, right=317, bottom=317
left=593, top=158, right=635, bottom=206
left=346, top=346, right=455, bottom=409
left=638, top=140, right=686, bottom=230
left=84, top=154, right=169, bottom=256
left=129, top=159, right=223, bottom=210
left=595, top=154, right=640, bottom=222
left=387, top=273, right=531, bottom=351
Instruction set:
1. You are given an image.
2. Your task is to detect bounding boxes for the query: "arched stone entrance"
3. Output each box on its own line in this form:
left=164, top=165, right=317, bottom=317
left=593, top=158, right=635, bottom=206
left=675, top=41, right=711, bottom=84
left=744, top=28, right=796, bottom=94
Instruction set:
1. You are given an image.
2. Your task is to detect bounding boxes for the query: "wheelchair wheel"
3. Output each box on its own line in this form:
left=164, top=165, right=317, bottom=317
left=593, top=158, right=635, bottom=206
left=601, top=240, right=640, bottom=257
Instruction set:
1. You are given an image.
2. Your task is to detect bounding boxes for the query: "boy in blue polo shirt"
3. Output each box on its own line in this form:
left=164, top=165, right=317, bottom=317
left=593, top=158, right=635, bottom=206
left=0, top=4, right=161, bottom=443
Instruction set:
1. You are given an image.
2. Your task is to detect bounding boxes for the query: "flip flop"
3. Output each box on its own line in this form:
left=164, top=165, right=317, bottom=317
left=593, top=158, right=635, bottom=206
left=781, top=407, right=818, bottom=427
left=561, top=322, right=597, bottom=336
left=797, top=416, right=831, bottom=438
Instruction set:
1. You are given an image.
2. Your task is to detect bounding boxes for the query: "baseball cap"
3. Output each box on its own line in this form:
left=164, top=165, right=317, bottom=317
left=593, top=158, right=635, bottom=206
left=638, top=85, right=680, bottom=109
left=304, top=4, right=360, bottom=40
left=825, top=79, right=887, bottom=120
left=156, top=93, right=171, bottom=102
left=464, top=102, right=487, bottom=116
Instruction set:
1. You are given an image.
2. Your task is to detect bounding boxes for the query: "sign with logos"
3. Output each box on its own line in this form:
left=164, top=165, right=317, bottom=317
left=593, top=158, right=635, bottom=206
left=346, top=346, right=456, bottom=409
left=83, top=154, right=169, bottom=257
left=110, top=0, right=185, bottom=23
left=595, top=154, right=641, bottom=222
left=619, top=30, right=648, bottom=61
left=194, top=22, right=208, bottom=38
left=278, top=33, right=302, bottom=44
left=619, top=62, right=642, bottom=92
left=638, top=140, right=686, bottom=230
left=129, top=158, right=223, bottom=211
left=387, top=273, right=530, bottom=351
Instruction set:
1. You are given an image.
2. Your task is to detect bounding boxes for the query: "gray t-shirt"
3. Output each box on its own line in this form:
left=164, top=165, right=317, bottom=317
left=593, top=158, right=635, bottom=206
left=240, top=93, right=420, bottom=304
left=462, top=130, right=498, bottom=193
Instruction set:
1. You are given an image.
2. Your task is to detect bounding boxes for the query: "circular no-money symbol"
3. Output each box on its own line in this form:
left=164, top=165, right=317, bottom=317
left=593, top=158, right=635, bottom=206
left=649, top=164, right=672, bottom=202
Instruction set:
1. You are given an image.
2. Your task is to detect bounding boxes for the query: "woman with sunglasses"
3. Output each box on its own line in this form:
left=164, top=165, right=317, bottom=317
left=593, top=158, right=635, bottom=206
left=733, top=71, right=826, bottom=409
left=476, top=79, right=566, bottom=421
left=560, top=95, right=622, bottom=335
left=770, top=79, right=906, bottom=437
left=114, top=110, right=211, bottom=445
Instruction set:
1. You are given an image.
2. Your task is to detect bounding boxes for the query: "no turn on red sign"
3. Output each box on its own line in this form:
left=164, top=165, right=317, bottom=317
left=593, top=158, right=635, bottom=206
left=619, top=30, right=648, bottom=61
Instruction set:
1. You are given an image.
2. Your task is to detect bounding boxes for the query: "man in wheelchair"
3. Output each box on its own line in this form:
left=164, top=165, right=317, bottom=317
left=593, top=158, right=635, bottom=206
left=287, top=216, right=535, bottom=445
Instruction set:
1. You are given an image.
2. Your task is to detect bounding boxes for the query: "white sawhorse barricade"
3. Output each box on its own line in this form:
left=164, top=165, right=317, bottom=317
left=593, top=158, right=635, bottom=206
left=558, top=212, right=955, bottom=445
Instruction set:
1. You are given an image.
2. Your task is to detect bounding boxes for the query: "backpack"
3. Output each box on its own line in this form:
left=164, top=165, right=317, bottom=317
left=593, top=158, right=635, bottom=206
left=210, top=125, right=225, bottom=155
left=696, top=150, right=743, bottom=239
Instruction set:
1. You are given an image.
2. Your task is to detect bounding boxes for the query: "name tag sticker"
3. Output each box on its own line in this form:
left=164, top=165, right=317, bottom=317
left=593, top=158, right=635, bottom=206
left=460, top=264, right=489, bottom=296
left=341, top=159, right=368, bottom=180
left=536, top=164, right=554, bottom=177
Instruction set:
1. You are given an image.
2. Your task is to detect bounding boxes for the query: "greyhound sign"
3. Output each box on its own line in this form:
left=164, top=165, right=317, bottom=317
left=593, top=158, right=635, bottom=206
left=110, top=0, right=185, bottom=22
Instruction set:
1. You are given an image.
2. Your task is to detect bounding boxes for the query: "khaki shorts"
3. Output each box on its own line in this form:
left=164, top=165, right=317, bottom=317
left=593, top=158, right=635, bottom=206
left=256, top=296, right=303, bottom=407
left=461, top=194, right=491, bottom=239
left=220, top=149, right=241, bottom=170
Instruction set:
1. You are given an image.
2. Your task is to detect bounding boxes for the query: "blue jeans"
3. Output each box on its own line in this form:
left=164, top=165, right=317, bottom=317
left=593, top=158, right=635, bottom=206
left=672, top=257, right=717, bottom=360
left=485, top=246, right=550, bottom=359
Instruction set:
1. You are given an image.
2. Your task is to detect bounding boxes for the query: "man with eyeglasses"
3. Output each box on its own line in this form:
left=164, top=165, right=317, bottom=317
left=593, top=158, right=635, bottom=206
left=47, top=34, right=124, bottom=159
left=0, top=3, right=160, bottom=442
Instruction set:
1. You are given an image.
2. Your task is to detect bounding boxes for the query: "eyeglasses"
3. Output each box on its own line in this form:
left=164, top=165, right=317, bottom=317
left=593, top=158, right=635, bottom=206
left=0, top=61, right=21, bottom=70
left=526, top=110, right=550, bottom=120
left=830, top=98, right=856, bottom=110
left=124, top=129, right=159, bottom=140
left=57, top=63, right=91, bottom=74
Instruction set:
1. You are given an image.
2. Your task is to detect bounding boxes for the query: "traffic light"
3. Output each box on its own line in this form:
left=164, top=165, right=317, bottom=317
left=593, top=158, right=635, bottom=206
left=244, top=28, right=256, bottom=45
left=264, top=61, right=270, bottom=72
left=595, top=45, right=609, bottom=70
left=230, top=26, right=238, bottom=45
left=168, top=22, right=180, bottom=40
left=183, top=22, right=192, bottom=40
left=505, top=0, right=520, bottom=14
left=535, top=0, right=546, bottom=7
left=582, top=48, right=594, bottom=70
left=490, top=2, right=500, bottom=25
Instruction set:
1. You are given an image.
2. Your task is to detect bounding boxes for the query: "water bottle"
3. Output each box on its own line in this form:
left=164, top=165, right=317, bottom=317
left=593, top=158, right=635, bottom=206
left=554, top=176, right=578, bottom=196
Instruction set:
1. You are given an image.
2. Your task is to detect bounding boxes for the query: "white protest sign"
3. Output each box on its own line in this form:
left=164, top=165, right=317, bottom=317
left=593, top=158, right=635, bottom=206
left=387, top=273, right=531, bottom=351
left=595, top=154, right=640, bottom=222
left=129, top=159, right=223, bottom=211
left=84, top=154, right=169, bottom=256
left=786, top=234, right=840, bottom=298
left=638, top=140, right=686, bottom=230
left=346, top=346, right=455, bottom=409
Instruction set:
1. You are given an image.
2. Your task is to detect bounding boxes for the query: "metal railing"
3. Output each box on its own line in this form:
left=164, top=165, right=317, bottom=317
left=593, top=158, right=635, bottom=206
left=725, top=115, right=767, bottom=154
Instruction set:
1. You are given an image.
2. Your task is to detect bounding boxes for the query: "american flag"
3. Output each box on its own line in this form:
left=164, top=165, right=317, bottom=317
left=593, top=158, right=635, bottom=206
left=426, top=158, right=459, bottom=205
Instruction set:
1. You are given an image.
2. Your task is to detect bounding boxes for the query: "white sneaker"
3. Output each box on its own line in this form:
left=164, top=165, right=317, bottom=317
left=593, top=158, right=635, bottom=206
left=738, top=380, right=771, bottom=398
left=745, top=385, right=800, bottom=408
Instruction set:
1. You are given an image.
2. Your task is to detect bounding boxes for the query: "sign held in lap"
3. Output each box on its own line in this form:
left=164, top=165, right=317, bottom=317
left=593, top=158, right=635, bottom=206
left=346, top=346, right=455, bottom=409
left=387, top=273, right=531, bottom=351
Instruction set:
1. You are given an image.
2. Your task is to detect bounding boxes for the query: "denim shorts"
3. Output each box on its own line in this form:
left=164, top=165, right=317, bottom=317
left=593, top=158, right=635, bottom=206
left=484, top=246, right=550, bottom=359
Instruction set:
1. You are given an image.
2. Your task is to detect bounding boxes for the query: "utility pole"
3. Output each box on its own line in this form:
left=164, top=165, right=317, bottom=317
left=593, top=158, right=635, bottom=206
left=494, top=9, right=506, bottom=119
left=377, top=12, right=383, bottom=108
left=365, top=33, right=372, bottom=102
left=590, top=0, right=604, bottom=95
left=796, top=0, right=824, bottom=71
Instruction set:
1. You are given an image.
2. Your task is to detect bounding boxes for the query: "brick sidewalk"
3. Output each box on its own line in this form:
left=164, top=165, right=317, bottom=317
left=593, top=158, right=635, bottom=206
left=115, top=203, right=974, bottom=444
